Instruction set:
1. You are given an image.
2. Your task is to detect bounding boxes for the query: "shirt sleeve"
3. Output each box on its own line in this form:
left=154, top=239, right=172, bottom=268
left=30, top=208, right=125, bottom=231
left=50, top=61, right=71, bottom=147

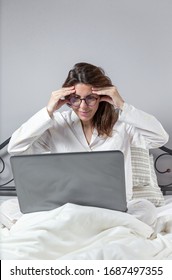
left=118, top=103, right=169, bottom=149
left=8, top=107, right=55, bottom=155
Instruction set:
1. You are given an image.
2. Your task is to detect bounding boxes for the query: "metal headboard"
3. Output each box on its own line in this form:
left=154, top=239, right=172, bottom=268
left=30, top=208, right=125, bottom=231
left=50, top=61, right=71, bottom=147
left=0, top=137, right=172, bottom=195
left=154, top=146, right=172, bottom=195
left=0, top=137, right=15, bottom=194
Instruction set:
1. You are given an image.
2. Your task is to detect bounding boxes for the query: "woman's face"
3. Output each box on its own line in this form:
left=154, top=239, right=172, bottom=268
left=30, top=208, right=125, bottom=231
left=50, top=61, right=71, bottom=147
left=71, top=83, right=100, bottom=125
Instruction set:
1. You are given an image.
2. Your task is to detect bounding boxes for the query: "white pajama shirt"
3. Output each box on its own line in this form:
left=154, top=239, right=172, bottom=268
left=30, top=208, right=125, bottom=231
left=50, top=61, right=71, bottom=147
left=8, top=103, right=169, bottom=201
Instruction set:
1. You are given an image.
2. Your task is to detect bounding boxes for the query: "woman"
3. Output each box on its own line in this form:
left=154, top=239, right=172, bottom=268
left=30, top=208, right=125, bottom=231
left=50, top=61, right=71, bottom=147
left=8, top=62, right=169, bottom=225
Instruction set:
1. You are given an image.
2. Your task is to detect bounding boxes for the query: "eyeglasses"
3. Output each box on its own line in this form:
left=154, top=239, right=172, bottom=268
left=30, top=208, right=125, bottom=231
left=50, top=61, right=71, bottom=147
left=67, top=95, right=99, bottom=108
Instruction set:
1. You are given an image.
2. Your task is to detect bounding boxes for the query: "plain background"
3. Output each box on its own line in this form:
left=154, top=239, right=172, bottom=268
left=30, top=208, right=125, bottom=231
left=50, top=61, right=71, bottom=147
left=0, top=0, right=172, bottom=147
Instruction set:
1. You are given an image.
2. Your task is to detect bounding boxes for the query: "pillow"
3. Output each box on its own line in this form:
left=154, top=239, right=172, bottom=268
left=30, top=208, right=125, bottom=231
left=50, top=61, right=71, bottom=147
left=131, top=147, right=151, bottom=187
left=131, top=147, right=165, bottom=207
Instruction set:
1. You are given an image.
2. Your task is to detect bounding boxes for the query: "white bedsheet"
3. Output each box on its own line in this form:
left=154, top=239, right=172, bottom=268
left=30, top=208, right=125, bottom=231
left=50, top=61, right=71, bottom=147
left=0, top=202, right=172, bottom=260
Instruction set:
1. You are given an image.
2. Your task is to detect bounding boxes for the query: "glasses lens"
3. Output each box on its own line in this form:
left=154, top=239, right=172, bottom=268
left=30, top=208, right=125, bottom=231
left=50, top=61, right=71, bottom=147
left=85, top=95, right=97, bottom=106
left=69, top=96, right=80, bottom=107
left=68, top=95, right=98, bottom=107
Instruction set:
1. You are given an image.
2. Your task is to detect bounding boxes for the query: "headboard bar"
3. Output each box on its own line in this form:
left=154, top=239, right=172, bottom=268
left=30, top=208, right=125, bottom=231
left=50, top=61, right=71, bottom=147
left=0, top=137, right=172, bottom=195
left=155, top=146, right=172, bottom=195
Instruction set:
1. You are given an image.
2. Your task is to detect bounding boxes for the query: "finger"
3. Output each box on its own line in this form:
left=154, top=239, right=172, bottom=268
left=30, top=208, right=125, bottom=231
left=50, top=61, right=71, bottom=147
left=92, top=86, right=114, bottom=91
left=60, top=99, right=69, bottom=105
left=62, top=87, right=75, bottom=97
left=99, top=96, right=113, bottom=103
left=92, top=89, right=107, bottom=95
left=92, top=87, right=112, bottom=94
left=55, top=88, right=75, bottom=100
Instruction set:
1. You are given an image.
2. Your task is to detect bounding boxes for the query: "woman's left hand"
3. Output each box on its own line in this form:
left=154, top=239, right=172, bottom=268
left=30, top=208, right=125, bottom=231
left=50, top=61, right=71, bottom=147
left=92, top=86, right=124, bottom=110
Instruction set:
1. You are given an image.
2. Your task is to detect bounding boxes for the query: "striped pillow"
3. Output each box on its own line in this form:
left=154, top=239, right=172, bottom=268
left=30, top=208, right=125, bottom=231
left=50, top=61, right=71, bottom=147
left=131, top=147, right=165, bottom=207
left=131, top=147, right=151, bottom=186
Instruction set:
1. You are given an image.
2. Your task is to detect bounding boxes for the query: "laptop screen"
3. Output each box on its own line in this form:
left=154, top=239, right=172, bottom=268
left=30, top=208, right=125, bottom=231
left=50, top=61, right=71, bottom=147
left=10, top=150, right=127, bottom=213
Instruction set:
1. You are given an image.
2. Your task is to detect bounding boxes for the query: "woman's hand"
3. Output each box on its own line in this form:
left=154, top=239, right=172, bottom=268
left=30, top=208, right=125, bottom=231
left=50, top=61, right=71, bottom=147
left=92, top=86, right=124, bottom=110
left=46, top=86, right=75, bottom=117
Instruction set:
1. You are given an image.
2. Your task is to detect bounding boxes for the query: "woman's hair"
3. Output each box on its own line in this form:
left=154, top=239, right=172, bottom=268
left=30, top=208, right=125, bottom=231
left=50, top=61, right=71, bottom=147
left=62, top=62, right=118, bottom=137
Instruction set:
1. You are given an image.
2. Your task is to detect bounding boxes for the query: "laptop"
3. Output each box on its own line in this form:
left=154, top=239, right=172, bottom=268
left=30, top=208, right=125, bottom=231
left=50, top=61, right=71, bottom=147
left=10, top=150, right=127, bottom=214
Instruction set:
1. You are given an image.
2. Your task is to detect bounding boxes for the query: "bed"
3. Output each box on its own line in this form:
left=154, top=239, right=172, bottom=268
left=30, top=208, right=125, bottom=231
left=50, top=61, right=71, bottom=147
left=0, top=145, right=172, bottom=260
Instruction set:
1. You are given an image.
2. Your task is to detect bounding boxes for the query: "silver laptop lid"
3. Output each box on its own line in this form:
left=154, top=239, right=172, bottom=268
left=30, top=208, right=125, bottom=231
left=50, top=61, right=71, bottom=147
left=10, top=150, right=127, bottom=213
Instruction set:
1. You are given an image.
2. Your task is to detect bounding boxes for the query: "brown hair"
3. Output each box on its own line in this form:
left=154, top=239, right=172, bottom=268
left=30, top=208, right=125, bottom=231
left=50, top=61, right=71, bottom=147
left=62, top=62, right=118, bottom=137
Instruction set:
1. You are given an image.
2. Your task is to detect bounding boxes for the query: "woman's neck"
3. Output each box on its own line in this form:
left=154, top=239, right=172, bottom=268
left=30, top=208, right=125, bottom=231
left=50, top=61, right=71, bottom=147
left=81, top=120, right=93, bottom=130
left=81, top=121, right=94, bottom=145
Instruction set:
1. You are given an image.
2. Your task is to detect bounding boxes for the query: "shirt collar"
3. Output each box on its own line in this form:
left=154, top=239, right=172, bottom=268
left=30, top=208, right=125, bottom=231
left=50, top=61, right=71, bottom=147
left=70, top=110, right=101, bottom=146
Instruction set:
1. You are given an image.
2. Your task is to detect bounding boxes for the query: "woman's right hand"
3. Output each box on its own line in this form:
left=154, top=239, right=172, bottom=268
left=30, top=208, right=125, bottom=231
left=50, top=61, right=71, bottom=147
left=46, top=86, right=75, bottom=117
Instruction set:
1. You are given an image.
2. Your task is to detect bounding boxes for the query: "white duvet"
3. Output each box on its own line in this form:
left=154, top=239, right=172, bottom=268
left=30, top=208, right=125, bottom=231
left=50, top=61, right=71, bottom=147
left=0, top=203, right=172, bottom=260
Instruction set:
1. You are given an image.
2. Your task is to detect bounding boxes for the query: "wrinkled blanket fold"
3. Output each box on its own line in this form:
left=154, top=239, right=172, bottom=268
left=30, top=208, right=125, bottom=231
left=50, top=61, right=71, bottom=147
left=0, top=203, right=172, bottom=259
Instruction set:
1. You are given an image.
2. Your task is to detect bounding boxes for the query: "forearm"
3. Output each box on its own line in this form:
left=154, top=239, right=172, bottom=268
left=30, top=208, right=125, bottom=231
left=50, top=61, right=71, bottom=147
left=119, top=103, right=169, bottom=148
left=8, top=108, right=53, bottom=154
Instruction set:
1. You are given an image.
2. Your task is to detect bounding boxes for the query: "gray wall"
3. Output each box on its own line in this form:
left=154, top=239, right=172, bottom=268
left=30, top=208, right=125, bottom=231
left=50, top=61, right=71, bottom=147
left=1, top=0, right=172, bottom=146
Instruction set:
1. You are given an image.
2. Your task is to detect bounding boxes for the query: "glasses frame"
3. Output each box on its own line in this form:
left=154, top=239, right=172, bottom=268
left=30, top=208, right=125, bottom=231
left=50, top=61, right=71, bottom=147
left=66, top=94, right=99, bottom=108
